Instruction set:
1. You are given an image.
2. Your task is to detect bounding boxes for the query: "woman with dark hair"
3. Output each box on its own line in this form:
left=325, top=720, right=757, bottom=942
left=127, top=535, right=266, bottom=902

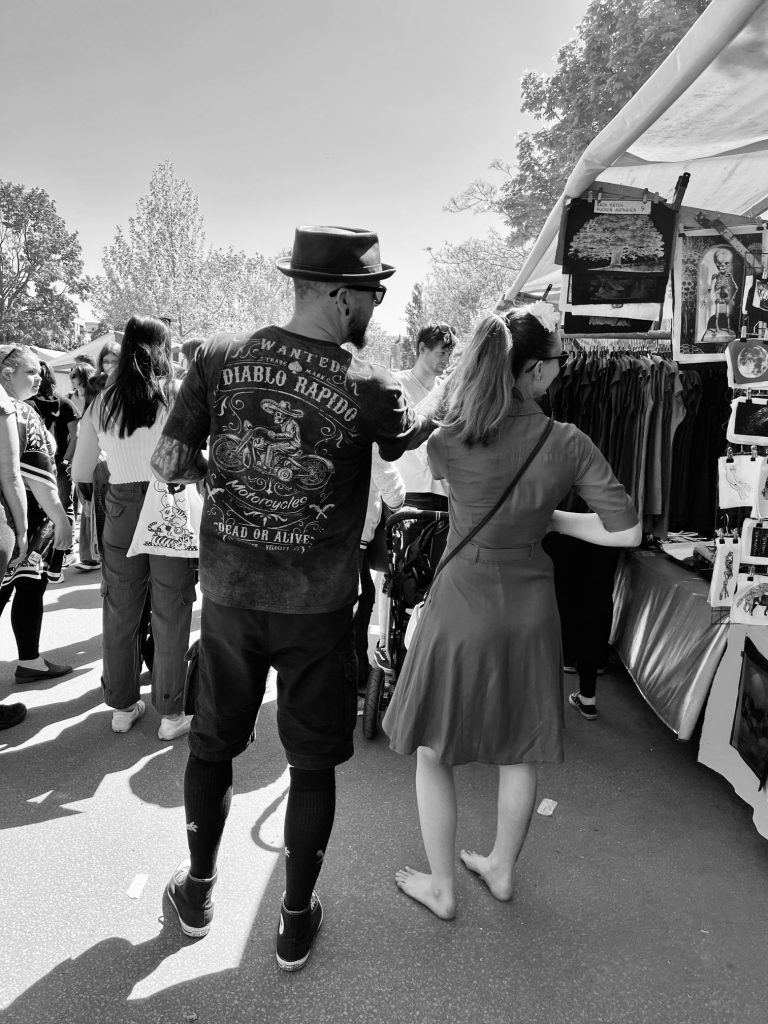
left=98, top=339, right=121, bottom=379
left=73, top=316, right=196, bottom=740
left=0, top=345, right=73, bottom=683
left=383, top=306, right=641, bottom=920
left=30, top=361, right=79, bottom=557
left=68, top=362, right=98, bottom=417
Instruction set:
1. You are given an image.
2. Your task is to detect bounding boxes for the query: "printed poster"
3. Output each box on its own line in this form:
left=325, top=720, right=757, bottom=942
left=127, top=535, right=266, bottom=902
left=673, top=226, right=762, bottom=363
left=559, top=197, right=675, bottom=307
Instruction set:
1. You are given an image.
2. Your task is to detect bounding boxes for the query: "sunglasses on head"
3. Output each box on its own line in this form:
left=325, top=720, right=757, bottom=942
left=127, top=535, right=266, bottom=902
left=328, top=284, right=386, bottom=306
left=543, top=353, right=569, bottom=369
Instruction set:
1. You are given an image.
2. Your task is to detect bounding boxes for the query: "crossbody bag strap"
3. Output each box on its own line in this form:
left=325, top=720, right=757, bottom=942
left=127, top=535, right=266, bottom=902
left=429, top=416, right=554, bottom=588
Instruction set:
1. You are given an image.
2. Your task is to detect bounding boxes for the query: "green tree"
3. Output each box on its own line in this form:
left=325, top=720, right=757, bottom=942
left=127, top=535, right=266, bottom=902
left=0, top=180, right=89, bottom=349
left=447, top=0, right=710, bottom=246
left=422, top=232, right=526, bottom=337
left=93, top=161, right=207, bottom=337
left=92, top=162, right=294, bottom=338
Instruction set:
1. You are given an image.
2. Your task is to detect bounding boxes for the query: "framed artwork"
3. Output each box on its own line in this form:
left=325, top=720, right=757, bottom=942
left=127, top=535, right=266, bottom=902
left=717, top=454, right=759, bottom=509
left=726, top=338, right=768, bottom=388
left=709, top=538, right=741, bottom=609
left=732, top=572, right=768, bottom=624
left=560, top=197, right=676, bottom=307
left=740, top=519, right=768, bottom=566
left=726, top=397, right=768, bottom=445
left=673, top=226, right=763, bottom=363
left=730, top=637, right=768, bottom=789
left=746, top=276, right=768, bottom=334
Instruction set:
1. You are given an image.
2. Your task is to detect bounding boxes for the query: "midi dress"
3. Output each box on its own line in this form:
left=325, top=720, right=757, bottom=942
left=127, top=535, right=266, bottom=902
left=382, top=398, right=639, bottom=766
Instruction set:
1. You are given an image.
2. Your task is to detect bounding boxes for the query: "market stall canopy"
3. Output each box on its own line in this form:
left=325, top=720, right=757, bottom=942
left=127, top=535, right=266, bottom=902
left=49, top=332, right=123, bottom=371
left=505, top=0, right=768, bottom=302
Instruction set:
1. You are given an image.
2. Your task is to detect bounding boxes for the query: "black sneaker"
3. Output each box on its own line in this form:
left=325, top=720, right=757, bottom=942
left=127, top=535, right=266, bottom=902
left=0, top=703, right=27, bottom=730
left=275, top=891, right=323, bottom=972
left=568, top=692, right=598, bottom=721
left=165, top=859, right=216, bottom=938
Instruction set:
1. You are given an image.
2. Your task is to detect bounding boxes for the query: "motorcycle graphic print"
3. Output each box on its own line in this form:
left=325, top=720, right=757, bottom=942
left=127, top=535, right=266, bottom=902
left=207, top=337, right=361, bottom=553
left=212, top=400, right=334, bottom=491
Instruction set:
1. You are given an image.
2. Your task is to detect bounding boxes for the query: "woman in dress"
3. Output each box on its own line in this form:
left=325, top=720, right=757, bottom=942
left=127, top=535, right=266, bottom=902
left=383, top=307, right=641, bottom=920
left=0, top=345, right=74, bottom=684
left=72, top=315, right=196, bottom=740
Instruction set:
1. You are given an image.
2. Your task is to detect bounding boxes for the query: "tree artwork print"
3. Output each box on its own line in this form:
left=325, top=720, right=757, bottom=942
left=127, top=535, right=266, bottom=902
left=560, top=198, right=676, bottom=306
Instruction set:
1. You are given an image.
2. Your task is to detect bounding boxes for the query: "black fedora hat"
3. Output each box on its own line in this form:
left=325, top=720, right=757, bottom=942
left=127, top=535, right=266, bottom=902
left=276, top=226, right=396, bottom=283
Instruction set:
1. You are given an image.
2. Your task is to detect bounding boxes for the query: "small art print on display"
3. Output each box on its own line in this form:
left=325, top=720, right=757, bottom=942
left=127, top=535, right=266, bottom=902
left=717, top=454, right=758, bottom=509
left=560, top=197, right=675, bottom=307
left=753, top=458, right=768, bottom=519
left=709, top=539, right=741, bottom=609
left=730, top=637, right=768, bottom=789
left=674, top=227, right=762, bottom=363
left=740, top=518, right=768, bottom=566
left=732, top=573, right=768, bottom=624
left=726, top=339, right=768, bottom=389
left=726, top=397, right=768, bottom=445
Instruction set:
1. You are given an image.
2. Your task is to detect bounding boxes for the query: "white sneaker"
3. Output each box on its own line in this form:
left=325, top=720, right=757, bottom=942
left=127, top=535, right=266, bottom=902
left=111, top=700, right=146, bottom=733
left=158, top=713, right=193, bottom=741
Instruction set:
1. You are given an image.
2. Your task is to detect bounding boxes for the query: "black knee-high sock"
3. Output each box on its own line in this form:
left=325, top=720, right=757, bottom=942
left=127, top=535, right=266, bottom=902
left=183, top=754, right=233, bottom=879
left=283, top=766, right=336, bottom=912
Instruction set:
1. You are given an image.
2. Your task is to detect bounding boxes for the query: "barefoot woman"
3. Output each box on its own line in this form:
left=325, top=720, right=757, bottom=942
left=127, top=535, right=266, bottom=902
left=382, top=308, right=640, bottom=919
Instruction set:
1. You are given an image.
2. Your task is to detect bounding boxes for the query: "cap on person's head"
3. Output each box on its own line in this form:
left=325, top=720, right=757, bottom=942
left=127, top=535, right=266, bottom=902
left=276, top=226, right=395, bottom=282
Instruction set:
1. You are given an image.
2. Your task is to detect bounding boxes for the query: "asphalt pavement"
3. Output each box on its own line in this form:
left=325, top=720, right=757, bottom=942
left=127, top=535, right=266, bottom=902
left=1, top=564, right=767, bottom=1024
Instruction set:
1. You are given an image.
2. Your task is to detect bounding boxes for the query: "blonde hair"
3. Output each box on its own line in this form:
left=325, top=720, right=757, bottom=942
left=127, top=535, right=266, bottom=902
left=439, top=315, right=515, bottom=446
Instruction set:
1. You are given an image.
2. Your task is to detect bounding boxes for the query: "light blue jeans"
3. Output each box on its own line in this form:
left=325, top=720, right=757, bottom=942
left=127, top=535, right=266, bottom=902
left=101, top=482, right=197, bottom=715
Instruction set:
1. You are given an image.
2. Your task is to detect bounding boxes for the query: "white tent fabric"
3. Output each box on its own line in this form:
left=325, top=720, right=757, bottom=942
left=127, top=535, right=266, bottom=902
left=49, top=333, right=123, bottom=371
left=505, top=0, right=768, bottom=300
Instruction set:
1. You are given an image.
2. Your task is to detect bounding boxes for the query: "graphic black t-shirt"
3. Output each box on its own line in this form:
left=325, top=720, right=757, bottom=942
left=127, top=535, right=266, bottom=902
left=30, top=395, right=79, bottom=462
left=162, top=327, right=423, bottom=612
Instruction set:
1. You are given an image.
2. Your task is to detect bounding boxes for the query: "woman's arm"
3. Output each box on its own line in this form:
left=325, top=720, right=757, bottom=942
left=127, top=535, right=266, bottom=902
left=62, top=419, right=79, bottom=463
left=25, top=477, right=72, bottom=550
left=0, top=412, right=28, bottom=558
left=549, top=510, right=641, bottom=548
left=71, top=410, right=101, bottom=483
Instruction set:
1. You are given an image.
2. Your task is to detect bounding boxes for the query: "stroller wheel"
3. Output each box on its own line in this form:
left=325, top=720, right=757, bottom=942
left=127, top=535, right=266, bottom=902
left=362, top=668, right=386, bottom=740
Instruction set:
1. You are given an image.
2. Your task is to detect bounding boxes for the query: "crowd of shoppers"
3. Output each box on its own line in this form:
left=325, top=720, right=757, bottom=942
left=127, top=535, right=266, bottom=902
left=1, top=222, right=641, bottom=974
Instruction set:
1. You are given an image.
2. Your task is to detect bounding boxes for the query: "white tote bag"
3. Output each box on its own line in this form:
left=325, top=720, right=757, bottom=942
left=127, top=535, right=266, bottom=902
left=127, top=481, right=203, bottom=558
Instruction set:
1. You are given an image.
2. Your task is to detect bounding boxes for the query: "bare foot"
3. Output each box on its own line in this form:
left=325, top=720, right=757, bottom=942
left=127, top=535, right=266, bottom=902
left=394, top=866, right=456, bottom=920
left=459, top=849, right=514, bottom=901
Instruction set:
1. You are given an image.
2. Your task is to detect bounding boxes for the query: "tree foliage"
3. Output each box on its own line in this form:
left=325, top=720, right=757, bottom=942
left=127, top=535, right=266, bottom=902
left=447, top=0, right=711, bottom=246
left=92, top=162, right=293, bottom=338
left=0, top=180, right=89, bottom=349
left=420, top=232, right=526, bottom=337
left=569, top=214, right=665, bottom=266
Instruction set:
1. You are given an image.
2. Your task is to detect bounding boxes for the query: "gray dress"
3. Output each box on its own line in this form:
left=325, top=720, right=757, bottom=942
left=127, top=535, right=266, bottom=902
left=382, top=399, right=638, bottom=766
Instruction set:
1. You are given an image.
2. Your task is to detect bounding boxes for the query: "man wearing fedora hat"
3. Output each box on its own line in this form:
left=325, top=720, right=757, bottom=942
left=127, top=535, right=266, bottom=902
left=151, top=226, right=435, bottom=970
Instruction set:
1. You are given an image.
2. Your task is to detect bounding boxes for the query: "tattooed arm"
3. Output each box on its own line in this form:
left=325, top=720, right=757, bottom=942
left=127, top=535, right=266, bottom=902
left=151, top=435, right=208, bottom=485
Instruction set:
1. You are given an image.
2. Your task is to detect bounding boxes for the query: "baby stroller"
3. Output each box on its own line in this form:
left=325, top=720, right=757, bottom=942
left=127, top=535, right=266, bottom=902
left=362, top=508, right=449, bottom=739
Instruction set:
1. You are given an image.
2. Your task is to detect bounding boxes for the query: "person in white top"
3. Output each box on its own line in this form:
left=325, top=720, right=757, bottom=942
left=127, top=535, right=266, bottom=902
left=393, top=324, right=457, bottom=511
left=73, top=316, right=196, bottom=741
left=354, top=446, right=406, bottom=688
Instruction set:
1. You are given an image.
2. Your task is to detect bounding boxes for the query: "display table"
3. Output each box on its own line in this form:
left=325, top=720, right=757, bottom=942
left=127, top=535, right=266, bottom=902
left=611, top=549, right=728, bottom=739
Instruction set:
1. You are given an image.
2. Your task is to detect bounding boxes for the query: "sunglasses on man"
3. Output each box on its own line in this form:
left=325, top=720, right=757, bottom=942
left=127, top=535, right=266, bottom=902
left=328, top=285, right=387, bottom=306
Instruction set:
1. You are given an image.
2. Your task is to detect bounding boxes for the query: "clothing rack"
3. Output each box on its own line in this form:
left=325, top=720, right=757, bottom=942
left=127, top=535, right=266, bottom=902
left=563, top=334, right=672, bottom=355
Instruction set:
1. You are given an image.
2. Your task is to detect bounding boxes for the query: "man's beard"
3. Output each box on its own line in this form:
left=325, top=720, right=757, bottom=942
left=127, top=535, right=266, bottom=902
left=344, top=313, right=369, bottom=350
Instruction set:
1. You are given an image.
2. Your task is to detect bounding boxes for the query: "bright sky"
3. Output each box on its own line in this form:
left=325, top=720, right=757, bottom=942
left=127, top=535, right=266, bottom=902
left=1, top=0, right=591, bottom=334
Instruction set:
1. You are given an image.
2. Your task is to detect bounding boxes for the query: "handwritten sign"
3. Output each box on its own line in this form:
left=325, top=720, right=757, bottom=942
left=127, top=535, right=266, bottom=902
left=594, top=199, right=652, bottom=215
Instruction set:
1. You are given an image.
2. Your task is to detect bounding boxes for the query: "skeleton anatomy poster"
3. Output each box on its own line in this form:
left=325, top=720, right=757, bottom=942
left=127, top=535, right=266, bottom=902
left=674, top=226, right=763, bottom=363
